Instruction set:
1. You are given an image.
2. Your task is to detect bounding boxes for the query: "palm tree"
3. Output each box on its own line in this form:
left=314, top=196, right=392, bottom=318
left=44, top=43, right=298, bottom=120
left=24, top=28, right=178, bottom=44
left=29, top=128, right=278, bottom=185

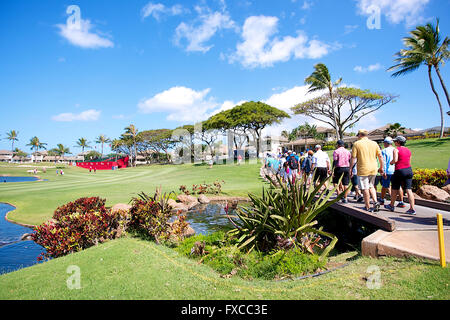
left=305, top=63, right=342, bottom=140
left=75, top=138, right=91, bottom=153
left=384, top=123, right=406, bottom=138
left=53, top=144, right=71, bottom=162
left=5, top=130, right=19, bottom=152
left=95, top=134, right=111, bottom=157
left=388, top=19, right=449, bottom=138
left=26, top=136, right=47, bottom=161
left=123, top=124, right=139, bottom=167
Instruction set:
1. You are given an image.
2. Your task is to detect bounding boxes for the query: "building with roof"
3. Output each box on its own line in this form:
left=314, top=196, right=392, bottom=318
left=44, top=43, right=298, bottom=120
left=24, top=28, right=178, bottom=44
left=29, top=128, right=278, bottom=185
left=343, top=124, right=421, bottom=145
left=0, top=150, right=13, bottom=162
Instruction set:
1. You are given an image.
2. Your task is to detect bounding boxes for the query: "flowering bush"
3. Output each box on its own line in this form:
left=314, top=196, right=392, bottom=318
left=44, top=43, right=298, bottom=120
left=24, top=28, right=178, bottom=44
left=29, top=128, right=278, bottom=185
left=412, top=168, right=448, bottom=192
left=32, top=198, right=128, bottom=260
left=53, top=197, right=107, bottom=221
left=128, top=191, right=189, bottom=244
left=179, top=180, right=225, bottom=195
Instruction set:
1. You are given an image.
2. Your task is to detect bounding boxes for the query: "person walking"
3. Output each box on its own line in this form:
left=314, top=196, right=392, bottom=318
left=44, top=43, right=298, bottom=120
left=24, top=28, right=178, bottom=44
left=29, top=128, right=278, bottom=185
left=446, top=156, right=450, bottom=186
left=379, top=137, right=395, bottom=204
left=311, top=145, right=331, bottom=188
left=350, top=129, right=384, bottom=213
left=302, top=150, right=314, bottom=184
left=332, top=140, right=352, bottom=203
left=286, top=151, right=300, bottom=181
left=350, top=159, right=363, bottom=202
left=384, top=136, right=416, bottom=215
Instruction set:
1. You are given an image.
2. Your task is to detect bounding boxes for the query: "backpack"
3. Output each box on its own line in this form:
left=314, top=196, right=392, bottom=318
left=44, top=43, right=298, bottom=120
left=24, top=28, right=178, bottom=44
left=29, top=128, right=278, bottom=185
left=288, top=156, right=298, bottom=170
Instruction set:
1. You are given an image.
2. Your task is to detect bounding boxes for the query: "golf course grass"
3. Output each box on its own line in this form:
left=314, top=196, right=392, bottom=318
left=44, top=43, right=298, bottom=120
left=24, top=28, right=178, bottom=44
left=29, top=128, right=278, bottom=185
left=0, top=137, right=449, bottom=300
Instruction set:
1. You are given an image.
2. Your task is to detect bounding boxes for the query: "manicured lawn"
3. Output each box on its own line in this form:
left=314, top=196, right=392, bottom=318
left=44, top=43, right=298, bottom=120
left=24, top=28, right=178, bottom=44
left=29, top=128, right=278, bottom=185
left=0, top=236, right=448, bottom=300
left=0, top=162, right=262, bottom=226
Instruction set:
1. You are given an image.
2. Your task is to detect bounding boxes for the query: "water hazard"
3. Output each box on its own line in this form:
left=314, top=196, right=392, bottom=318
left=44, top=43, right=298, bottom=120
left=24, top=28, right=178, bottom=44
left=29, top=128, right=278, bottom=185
left=0, top=203, right=44, bottom=275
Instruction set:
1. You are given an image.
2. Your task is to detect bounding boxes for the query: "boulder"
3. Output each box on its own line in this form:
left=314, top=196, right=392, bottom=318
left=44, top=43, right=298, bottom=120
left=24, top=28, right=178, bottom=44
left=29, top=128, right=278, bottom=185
left=443, top=184, right=450, bottom=196
left=168, top=199, right=189, bottom=212
left=417, top=185, right=450, bottom=202
left=20, top=233, right=33, bottom=241
left=198, top=194, right=210, bottom=204
left=177, top=194, right=198, bottom=205
left=111, top=203, right=132, bottom=213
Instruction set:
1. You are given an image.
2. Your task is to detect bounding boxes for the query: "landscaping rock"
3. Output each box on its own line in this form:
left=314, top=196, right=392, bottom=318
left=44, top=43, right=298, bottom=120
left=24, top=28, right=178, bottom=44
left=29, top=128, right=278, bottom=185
left=168, top=199, right=189, bottom=212
left=198, top=194, right=210, bottom=204
left=443, top=184, right=450, bottom=196
left=417, top=185, right=450, bottom=202
left=111, top=203, right=132, bottom=213
left=177, top=194, right=198, bottom=205
left=20, top=233, right=33, bottom=241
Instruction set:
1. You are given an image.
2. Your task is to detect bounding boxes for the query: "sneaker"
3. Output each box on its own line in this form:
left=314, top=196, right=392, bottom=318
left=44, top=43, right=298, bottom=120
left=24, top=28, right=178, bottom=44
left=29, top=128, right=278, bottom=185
left=342, top=198, right=348, bottom=204
left=373, top=202, right=380, bottom=212
left=384, top=204, right=395, bottom=212
left=379, top=199, right=385, bottom=205
left=364, top=207, right=375, bottom=213
left=397, top=202, right=406, bottom=208
left=357, top=196, right=364, bottom=203
left=405, top=209, right=416, bottom=215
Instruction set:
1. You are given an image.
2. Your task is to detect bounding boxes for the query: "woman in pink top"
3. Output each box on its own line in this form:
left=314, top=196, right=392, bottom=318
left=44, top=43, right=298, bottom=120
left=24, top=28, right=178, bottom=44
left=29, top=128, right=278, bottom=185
left=384, top=136, right=415, bottom=215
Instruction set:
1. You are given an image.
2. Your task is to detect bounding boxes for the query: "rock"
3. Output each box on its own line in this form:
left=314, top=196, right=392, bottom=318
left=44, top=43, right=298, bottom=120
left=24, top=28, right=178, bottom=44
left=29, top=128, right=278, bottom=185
left=111, top=203, right=132, bottom=213
left=198, top=194, right=210, bottom=204
left=183, top=226, right=195, bottom=238
left=417, top=185, right=450, bottom=202
left=20, top=233, right=33, bottom=241
left=443, top=184, right=450, bottom=196
left=177, top=194, right=198, bottom=205
left=168, top=199, right=189, bottom=212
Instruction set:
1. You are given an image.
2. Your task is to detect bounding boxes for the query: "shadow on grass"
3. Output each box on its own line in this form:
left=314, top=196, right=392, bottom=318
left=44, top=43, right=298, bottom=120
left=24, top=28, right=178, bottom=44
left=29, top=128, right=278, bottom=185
left=409, top=138, right=450, bottom=149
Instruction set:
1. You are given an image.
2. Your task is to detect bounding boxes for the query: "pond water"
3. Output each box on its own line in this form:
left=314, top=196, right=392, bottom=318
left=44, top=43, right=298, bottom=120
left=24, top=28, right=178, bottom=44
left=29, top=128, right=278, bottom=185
left=0, top=176, right=39, bottom=183
left=0, top=203, right=44, bottom=275
left=184, top=203, right=238, bottom=235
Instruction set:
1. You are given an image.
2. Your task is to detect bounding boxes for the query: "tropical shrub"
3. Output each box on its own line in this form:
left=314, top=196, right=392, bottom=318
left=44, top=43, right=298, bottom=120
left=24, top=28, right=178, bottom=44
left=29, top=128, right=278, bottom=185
left=176, top=232, right=326, bottom=280
left=179, top=180, right=225, bottom=195
left=32, top=198, right=128, bottom=260
left=228, top=173, right=344, bottom=260
left=53, top=197, right=107, bottom=221
left=412, top=168, right=448, bottom=192
left=128, top=191, right=189, bottom=244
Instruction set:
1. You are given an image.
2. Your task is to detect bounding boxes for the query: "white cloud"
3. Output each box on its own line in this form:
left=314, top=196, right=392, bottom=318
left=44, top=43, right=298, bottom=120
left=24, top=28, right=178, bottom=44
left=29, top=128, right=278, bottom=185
left=52, top=109, right=101, bottom=122
left=228, top=15, right=336, bottom=68
left=301, top=1, right=314, bottom=10
left=56, top=18, right=113, bottom=49
left=174, top=8, right=237, bottom=53
left=344, top=24, right=359, bottom=35
left=356, top=0, right=430, bottom=27
left=354, top=63, right=383, bottom=73
left=138, top=86, right=221, bottom=122
left=141, top=2, right=186, bottom=20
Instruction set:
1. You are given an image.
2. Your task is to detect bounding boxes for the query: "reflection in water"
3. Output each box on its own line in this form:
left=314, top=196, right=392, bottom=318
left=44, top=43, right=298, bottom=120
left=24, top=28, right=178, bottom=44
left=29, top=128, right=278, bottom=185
left=185, top=202, right=243, bottom=235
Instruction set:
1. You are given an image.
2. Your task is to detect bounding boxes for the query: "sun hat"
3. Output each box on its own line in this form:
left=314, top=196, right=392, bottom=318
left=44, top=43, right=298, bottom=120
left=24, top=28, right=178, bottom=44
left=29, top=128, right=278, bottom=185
left=393, top=136, right=406, bottom=143
left=383, top=137, right=393, bottom=144
left=357, top=129, right=369, bottom=136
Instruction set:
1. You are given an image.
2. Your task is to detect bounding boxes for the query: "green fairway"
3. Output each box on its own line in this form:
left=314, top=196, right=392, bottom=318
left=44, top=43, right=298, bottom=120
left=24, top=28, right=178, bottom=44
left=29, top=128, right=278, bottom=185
left=0, top=236, right=448, bottom=300
left=0, top=162, right=262, bottom=226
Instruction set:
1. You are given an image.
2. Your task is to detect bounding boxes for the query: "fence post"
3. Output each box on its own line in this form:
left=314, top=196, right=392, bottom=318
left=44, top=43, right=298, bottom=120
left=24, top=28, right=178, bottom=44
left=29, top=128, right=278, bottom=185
left=437, top=213, right=446, bottom=268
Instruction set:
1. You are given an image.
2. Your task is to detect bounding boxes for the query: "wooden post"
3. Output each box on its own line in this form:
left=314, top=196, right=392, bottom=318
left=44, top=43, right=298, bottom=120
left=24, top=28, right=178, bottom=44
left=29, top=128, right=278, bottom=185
left=437, top=214, right=446, bottom=268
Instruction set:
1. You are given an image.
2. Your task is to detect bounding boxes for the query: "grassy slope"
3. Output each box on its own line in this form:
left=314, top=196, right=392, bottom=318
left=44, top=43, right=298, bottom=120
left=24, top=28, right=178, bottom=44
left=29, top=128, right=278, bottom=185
left=0, top=237, right=448, bottom=300
left=0, top=162, right=262, bottom=226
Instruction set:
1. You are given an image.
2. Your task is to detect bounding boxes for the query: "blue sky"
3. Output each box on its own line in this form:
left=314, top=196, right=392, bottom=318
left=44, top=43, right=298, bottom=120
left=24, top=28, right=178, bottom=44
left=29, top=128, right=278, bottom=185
left=1, top=0, right=449, bottom=154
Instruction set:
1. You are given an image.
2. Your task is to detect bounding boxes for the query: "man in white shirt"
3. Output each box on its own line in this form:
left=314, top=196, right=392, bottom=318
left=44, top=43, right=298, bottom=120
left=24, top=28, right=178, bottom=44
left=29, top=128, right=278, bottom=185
left=311, top=145, right=331, bottom=187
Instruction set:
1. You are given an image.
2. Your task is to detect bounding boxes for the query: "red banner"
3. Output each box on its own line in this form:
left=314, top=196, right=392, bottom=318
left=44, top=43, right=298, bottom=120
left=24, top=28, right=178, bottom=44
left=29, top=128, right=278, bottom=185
left=76, top=156, right=129, bottom=170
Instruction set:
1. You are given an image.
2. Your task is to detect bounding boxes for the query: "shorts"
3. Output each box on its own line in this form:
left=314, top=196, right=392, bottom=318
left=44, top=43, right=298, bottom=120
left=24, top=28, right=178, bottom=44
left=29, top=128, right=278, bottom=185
left=358, top=175, right=376, bottom=190
left=351, top=175, right=360, bottom=191
left=333, top=167, right=350, bottom=185
left=391, top=167, right=413, bottom=190
left=381, top=174, right=393, bottom=188
left=374, top=175, right=382, bottom=188
left=314, top=167, right=328, bottom=183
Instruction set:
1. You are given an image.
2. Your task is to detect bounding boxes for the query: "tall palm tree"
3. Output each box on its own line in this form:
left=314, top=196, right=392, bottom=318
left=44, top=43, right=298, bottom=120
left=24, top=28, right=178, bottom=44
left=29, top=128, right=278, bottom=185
left=305, top=63, right=342, bottom=140
left=5, top=130, right=19, bottom=152
left=388, top=18, right=449, bottom=138
left=123, top=124, right=139, bottom=167
left=52, top=143, right=71, bottom=162
left=95, top=134, right=111, bottom=157
left=26, top=136, right=47, bottom=161
left=75, top=137, right=91, bottom=153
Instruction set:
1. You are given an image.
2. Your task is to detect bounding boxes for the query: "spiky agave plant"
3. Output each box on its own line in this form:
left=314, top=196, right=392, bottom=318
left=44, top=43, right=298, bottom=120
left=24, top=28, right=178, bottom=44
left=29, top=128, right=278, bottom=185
left=228, top=172, right=348, bottom=260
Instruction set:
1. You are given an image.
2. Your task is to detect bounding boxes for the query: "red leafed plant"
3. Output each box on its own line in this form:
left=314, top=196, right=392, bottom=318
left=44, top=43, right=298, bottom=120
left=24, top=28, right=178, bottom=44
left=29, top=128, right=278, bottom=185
left=32, top=197, right=128, bottom=260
